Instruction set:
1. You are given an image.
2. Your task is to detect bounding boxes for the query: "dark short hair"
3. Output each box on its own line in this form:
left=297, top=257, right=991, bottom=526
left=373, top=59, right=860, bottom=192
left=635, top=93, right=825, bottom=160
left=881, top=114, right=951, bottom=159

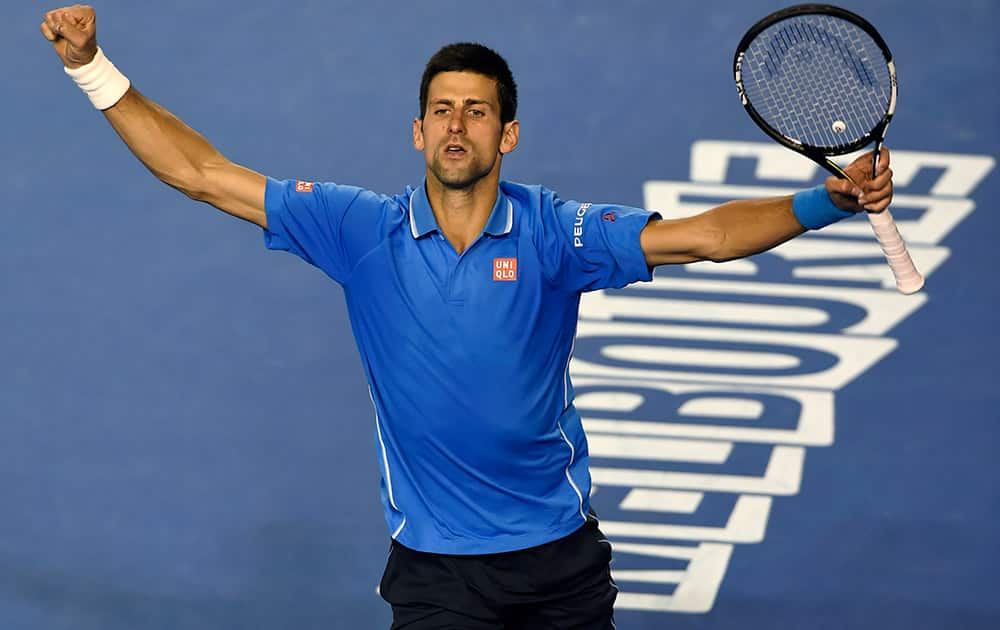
left=419, top=43, right=518, bottom=124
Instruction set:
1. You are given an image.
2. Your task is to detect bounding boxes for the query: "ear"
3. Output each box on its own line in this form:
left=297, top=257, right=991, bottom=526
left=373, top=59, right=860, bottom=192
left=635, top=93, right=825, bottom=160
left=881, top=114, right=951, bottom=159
left=499, top=120, right=520, bottom=155
left=412, top=118, right=425, bottom=151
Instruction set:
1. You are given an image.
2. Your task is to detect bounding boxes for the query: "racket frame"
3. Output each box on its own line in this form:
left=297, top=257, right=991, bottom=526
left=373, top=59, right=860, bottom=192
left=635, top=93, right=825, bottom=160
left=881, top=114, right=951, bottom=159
left=734, top=3, right=896, bottom=175
left=733, top=3, right=923, bottom=294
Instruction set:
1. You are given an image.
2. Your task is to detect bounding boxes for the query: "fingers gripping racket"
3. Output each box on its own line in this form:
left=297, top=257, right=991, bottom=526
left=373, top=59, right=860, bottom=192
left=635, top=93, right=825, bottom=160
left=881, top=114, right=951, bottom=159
left=734, top=3, right=924, bottom=294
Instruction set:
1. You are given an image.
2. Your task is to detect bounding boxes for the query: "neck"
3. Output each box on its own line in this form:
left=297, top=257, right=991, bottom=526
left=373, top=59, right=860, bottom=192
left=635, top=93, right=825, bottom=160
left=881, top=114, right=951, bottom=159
left=424, top=167, right=501, bottom=254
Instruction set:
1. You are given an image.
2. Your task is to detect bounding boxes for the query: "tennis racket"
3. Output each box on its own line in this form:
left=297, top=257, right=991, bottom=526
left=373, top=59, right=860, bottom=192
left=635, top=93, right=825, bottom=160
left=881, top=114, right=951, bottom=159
left=734, top=3, right=924, bottom=294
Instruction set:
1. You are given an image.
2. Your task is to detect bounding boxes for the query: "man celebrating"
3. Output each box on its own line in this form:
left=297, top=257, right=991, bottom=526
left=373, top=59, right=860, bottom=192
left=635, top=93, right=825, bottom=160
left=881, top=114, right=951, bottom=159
left=42, top=5, right=894, bottom=629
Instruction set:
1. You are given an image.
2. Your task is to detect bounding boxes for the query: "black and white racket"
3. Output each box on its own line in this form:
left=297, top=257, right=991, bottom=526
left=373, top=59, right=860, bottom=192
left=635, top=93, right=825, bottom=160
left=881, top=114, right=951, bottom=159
left=734, top=3, right=924, bottom=294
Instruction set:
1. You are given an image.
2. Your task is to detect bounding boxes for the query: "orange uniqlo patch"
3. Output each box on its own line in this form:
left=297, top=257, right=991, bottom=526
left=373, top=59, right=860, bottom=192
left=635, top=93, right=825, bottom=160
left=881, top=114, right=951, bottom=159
left=295, top=180, right=314, bottom=193
left=493, top=257, right=517, bottom=281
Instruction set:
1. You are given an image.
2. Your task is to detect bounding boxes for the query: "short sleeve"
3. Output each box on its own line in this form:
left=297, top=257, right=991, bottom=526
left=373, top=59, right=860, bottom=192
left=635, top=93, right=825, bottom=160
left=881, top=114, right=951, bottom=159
left=542, top=193, right=660, bottom=292
left=262, top=177, right=389, bottom=283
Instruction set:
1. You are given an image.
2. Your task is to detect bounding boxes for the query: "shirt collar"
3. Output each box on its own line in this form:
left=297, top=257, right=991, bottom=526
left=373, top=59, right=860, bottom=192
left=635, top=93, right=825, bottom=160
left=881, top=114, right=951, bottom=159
left=408, top=180, right=513, bottom=239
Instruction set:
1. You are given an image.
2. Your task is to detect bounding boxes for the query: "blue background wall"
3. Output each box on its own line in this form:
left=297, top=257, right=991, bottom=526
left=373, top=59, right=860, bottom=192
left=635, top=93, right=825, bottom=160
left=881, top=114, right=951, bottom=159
left=2, top=1, right=997, bottom=628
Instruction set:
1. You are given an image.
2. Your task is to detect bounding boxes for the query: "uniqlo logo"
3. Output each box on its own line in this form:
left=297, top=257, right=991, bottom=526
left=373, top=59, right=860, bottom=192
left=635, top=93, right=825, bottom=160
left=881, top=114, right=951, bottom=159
left=493, top=257, right=517, bottom=281
left=295, top=180, right=314, bottom=193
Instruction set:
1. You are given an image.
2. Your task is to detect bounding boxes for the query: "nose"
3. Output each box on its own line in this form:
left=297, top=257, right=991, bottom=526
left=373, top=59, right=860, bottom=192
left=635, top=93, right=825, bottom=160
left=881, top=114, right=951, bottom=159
left=448, top=110, right=465, bottom=134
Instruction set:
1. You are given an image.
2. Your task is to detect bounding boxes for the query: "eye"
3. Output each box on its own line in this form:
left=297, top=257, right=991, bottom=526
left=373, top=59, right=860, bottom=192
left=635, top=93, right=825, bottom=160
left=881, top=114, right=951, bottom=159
left=468, top=109, right=485, bottom=118
left=433, top=107, right=450, bottom=116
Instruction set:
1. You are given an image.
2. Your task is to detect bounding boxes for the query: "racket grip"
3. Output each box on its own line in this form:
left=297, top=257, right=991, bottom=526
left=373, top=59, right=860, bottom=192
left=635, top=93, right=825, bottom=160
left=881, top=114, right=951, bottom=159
left=866, top=209, right=924, bottom=294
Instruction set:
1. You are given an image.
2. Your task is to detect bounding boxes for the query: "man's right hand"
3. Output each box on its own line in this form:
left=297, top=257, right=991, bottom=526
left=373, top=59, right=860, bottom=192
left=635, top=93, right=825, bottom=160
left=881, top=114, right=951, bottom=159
left=40, top=5, right=98, bottom=69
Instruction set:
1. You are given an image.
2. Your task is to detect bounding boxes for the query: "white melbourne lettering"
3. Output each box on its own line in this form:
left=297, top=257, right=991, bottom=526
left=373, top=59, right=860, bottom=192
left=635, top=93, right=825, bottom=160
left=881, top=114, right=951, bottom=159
left=575, top=141, right=994, bottom=615
left=574, top=203, right=591, bottom=248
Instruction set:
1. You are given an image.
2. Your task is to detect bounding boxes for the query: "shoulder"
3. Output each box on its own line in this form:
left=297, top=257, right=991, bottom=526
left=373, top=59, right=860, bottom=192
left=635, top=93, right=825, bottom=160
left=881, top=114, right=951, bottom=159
left=500, top=180, right=558, bottom=207
left=317, top=181, right=410, bottom=224
left=268, top=177, right=402, bottom=209
left=500, top=180, right=566, bottom=226
left=289, top=179, right=411, bottom=236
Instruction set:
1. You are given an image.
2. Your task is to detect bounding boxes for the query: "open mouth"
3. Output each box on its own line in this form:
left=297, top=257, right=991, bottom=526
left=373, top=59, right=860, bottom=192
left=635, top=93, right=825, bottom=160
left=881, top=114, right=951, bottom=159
left=445, top=144, right=467, bottom=156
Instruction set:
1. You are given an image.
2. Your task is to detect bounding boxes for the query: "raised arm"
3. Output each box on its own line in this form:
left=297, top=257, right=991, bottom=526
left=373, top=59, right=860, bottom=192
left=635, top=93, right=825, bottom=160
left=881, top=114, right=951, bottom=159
left=41, top=5, right=268, bottom=228
left=640, top=148, right=894, bottom=267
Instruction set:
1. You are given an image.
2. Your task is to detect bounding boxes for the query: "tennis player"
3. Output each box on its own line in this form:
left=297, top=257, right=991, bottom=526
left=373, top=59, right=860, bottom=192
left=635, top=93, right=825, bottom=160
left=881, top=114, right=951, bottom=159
left=42, top=5, right=894, bottom=629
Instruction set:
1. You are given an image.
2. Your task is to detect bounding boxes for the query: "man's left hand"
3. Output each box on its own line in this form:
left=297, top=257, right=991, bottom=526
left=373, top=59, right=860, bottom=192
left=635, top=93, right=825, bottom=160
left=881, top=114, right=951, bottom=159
left=826, top=146, right=894, bottom=213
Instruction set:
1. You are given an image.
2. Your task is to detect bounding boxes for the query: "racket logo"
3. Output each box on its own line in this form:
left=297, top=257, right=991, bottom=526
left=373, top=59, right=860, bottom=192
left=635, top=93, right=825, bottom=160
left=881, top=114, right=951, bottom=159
left=734, top=52, right=747, bottom=104
left=492, top=257, right=517, bottom=281
left=791, top=47, right=815, bottom=64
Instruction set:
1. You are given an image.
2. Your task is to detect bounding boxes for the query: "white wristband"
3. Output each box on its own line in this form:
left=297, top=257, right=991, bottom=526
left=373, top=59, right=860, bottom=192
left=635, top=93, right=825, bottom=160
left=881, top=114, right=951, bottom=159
left=64, top=46, right=131, bottom=111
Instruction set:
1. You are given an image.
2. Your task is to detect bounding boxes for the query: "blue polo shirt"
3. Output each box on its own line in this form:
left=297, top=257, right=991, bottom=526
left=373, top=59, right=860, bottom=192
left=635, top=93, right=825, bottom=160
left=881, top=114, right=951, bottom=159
left=263, top=177, right=658, bottom=554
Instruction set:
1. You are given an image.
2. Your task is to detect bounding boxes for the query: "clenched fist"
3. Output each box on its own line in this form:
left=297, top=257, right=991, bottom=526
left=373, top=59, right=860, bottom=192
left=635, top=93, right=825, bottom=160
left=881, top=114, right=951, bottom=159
left=41, top=5, right=98, bottom=69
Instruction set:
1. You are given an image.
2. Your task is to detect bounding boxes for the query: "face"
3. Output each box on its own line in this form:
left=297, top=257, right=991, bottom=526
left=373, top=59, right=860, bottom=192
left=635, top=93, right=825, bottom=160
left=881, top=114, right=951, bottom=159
left=413, top=71, right=519, bottom=190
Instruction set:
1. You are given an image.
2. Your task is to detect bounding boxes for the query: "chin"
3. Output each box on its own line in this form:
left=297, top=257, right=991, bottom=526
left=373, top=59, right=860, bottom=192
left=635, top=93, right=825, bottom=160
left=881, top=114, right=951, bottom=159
left=440, top=175, right=480, bottom=190
left=433, top=157, right=501, bottom=189
left=433, top=165, right=490, bottom=190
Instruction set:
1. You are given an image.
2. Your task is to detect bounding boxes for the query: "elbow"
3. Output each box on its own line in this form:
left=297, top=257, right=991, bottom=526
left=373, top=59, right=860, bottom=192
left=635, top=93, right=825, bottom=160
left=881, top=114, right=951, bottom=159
left=177, top=180, right=209, bottom=202
left=704, top=229, right=793, bottom=263
left=691, top=200, right=804, bottom=263
left=149, top=164, right=202, bottom=199
left=706, top=242, right=745, bottom=263
left=700, top=224, right=741, bottom=263
left=155, top=161, right=218, bottom=202
left=643, top=216, right=750, bottom=266
left=698, top=211, right=772, bottom=262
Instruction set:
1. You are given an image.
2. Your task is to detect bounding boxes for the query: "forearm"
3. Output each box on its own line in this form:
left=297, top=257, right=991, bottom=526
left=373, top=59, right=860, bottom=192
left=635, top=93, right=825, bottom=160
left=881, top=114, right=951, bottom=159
left=103, top=87, right=226, bottom=200
left=640, top=181, right=867, bottom=267
left=640, top=195, right=805, bottom=267
left=699, top=196, right=805, bottom=262
left=82, top=63, right=266, bottom=226
left=44, top=9, right=267, bottom=225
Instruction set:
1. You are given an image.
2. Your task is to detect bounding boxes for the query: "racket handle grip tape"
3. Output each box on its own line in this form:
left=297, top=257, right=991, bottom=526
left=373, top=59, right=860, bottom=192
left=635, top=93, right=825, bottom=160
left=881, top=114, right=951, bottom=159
left=865, top=209, right=924, bottom=294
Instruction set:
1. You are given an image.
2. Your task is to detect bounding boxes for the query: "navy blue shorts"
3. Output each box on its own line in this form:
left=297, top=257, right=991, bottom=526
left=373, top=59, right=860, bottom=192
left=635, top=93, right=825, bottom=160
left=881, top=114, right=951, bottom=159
left=378, top=516, right=618, bottom=629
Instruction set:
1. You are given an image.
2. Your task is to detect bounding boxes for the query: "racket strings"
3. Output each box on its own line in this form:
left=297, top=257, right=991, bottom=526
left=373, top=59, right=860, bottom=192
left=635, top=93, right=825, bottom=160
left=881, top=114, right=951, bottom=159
left=741, top=14, right=892, bottom=151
